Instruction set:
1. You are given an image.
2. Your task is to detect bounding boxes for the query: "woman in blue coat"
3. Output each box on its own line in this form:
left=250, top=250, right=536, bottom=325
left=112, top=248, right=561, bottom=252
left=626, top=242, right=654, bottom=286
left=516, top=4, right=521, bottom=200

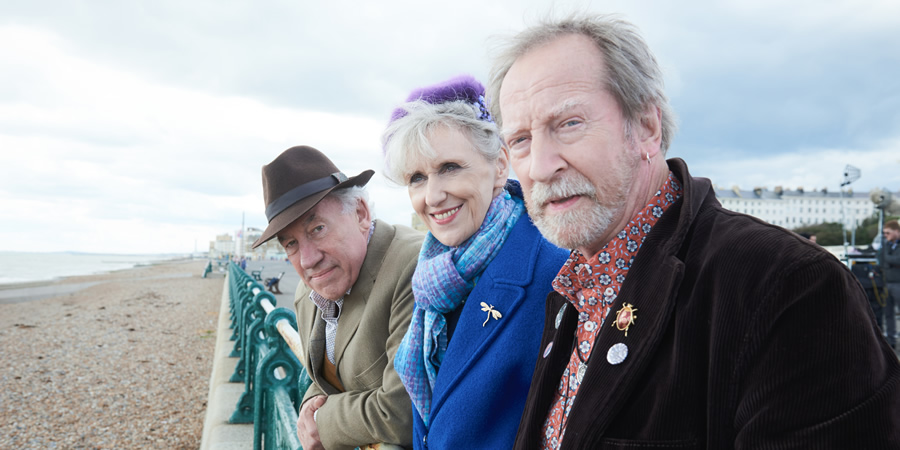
left=382, top=75, right=568, bottom=449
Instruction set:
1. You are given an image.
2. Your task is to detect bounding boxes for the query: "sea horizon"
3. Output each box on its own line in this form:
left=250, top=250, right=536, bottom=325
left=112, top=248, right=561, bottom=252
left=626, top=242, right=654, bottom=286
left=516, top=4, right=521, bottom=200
left=0, top=251, right=199, bottom=286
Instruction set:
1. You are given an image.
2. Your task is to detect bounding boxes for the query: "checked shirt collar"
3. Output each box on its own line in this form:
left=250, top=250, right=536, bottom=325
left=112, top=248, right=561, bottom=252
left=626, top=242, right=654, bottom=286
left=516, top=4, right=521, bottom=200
left=539, top=172, right=682, bottom=449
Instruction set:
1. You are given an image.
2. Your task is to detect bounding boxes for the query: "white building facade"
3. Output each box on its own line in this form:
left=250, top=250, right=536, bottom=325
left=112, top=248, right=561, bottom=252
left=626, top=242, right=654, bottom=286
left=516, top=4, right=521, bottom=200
left=714, top=186, right=875, bottom=229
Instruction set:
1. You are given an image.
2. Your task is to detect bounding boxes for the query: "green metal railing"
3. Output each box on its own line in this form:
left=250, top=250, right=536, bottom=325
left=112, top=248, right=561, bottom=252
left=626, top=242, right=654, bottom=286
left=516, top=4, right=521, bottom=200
left=226, top=262, right=310, bottom=450
left=224, top=262, right=403, bottom=450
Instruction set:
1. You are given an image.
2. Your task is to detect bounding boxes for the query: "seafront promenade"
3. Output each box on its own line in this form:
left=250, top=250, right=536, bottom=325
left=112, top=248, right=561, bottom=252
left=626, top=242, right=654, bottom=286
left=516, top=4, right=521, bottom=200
left=0, top=258, right=298, bottom=449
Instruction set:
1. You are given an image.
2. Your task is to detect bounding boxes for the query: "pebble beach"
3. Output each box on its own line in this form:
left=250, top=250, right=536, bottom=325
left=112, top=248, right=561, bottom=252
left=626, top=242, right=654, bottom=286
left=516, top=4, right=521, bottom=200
left=0, top=259, right=222, bottom=449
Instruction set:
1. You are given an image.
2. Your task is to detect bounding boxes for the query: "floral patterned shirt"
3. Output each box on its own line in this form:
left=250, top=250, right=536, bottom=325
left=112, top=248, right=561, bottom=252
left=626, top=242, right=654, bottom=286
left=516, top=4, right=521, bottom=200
left=540, top=173, right=683, bottom=449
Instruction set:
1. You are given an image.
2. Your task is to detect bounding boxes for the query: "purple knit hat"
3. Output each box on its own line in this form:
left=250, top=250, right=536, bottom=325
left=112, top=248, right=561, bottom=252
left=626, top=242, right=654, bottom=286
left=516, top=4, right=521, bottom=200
left=388, top=74, right=493, bottom=125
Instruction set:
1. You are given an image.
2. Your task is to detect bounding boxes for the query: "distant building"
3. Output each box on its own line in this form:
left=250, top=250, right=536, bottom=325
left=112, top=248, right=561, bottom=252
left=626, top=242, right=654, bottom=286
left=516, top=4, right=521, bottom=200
left=714, top=185, right=875, bottom=229
left=243, top=227, right=263, bottom=255
left=210, top=228, right=287, bottom=260
left=249, top=227, right=287, bottom=260
left=209, top=233, right=235, bottom=258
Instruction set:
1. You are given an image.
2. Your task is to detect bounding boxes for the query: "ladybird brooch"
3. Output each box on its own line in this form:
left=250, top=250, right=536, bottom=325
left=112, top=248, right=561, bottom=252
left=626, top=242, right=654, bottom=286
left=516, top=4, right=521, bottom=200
left=613, top=303, right=637, bottom=336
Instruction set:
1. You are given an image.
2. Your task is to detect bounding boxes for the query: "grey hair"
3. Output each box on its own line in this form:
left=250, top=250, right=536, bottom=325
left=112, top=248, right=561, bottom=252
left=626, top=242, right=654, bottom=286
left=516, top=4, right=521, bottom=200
left=381, top=99, right=503, bottom=185
left=487, top=13, right=677, bottom=154
left=327, top=185, right=373, bottom=217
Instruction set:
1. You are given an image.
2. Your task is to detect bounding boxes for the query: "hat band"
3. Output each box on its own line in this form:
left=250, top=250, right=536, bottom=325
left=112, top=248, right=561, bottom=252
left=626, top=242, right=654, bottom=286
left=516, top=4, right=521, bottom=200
left=265, top=172, right=348, bottom=221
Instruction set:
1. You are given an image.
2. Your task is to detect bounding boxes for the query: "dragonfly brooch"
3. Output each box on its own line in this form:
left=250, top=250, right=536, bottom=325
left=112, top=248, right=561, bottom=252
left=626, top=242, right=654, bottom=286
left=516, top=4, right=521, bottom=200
left=481, top=302, right=502, bottom=327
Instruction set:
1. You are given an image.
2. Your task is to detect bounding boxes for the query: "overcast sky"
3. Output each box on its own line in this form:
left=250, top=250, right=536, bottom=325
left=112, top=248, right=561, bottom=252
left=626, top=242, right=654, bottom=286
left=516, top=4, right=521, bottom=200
left=1, top=0, right=898, bottom=254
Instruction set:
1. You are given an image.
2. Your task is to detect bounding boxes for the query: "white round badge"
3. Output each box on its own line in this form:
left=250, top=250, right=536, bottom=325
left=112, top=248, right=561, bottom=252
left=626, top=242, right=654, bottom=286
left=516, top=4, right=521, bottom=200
left=606, top=343, right=628, bottom=365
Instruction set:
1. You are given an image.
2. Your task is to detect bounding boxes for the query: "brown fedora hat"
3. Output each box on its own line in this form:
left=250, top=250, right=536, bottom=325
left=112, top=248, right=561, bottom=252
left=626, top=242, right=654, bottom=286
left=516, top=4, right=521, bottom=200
left=252, top=145, right=374, bottom=248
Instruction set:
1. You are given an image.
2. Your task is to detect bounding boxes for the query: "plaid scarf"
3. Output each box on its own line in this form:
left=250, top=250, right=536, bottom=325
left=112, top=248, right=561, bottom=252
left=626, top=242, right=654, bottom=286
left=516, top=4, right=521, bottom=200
left=395, top=188, right=524, bottom=427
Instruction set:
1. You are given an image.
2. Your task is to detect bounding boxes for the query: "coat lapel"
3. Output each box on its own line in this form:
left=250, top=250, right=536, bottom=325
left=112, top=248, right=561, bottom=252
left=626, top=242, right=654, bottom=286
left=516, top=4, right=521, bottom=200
left=428, top=217, right=540, bottom=416
left=562, top=160, right=702, bottom=444
left=306, top=312, right=343, bottom=394
left=565, top=254, right=684, bottom=442
left=332, top=220, right=394, bottom=367
left=430, top=280, right=527, bottom=413
left=295, top=289, right=320, bottom=382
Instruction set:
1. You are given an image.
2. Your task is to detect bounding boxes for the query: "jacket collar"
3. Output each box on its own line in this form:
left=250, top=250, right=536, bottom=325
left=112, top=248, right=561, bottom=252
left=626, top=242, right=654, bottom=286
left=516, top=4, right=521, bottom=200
left=560, top=158, right=709, bottom=445
left=656, top=158, right=710, bottom=259
left=331, top=220, right=396, bottom=366
left=300, top=220, right=398, bottom=390
left=428, top=216, right=541, bottom=415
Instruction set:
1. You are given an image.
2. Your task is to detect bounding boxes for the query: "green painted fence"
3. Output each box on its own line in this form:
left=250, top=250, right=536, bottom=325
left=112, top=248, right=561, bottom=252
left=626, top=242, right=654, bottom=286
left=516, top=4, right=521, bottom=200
left=226, top=262, right=309, bottom=450
left=224, top=262, right=403, bottom=450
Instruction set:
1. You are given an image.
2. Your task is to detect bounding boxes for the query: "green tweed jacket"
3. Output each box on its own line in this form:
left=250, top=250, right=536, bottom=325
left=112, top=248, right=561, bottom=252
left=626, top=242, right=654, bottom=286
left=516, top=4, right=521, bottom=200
left=293, top=220, right=423, bottom=450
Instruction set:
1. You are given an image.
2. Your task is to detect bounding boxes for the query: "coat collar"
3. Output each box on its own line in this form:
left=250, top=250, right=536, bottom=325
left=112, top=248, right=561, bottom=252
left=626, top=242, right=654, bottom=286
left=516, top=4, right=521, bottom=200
left=662, top=158, right=712, bottom=258
left=428, top=216, right=542, bottom=415
left=332, top=220, right=396, bottom=366
left=560, top=158, right=707, bottom=445
left=299, top=220, right=398, bottom=390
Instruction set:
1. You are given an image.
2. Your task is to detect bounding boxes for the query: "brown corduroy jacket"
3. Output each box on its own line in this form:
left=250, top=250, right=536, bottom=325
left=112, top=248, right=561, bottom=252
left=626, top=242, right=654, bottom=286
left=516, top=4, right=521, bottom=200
left=514, top=158, right=900, bottom=449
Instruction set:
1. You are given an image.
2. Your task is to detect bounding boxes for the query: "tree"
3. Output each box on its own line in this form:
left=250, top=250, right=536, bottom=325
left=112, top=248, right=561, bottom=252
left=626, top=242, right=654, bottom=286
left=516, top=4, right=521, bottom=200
left=855, top=214, right=882, bottom=247
left=792, top=214, right=899, bottom=248
left=792, top=222, right=844, bottom=245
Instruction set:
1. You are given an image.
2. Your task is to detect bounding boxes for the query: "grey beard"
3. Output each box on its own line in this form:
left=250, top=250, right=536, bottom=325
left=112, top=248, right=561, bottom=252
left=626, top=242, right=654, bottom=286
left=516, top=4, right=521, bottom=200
left=528, top=172, right=617, bottom=251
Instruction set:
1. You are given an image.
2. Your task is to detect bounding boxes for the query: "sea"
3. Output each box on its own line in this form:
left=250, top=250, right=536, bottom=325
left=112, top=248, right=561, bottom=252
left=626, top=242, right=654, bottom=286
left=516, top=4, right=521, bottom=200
left=0, top=251, right=185, bottom=286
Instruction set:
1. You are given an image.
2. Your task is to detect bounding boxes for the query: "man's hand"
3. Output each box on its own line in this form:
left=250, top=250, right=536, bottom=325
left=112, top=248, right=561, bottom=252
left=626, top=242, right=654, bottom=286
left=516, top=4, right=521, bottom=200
left=297, top=395, right=327, bottom=450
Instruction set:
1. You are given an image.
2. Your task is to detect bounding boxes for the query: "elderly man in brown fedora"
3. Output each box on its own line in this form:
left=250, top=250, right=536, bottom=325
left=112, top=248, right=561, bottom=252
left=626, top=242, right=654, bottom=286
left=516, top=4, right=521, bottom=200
left=252, top=145, right=422, bottom=450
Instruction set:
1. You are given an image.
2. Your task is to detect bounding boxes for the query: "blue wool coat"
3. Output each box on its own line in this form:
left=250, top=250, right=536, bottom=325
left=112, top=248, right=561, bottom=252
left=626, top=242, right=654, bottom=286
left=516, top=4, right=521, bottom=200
left=413, top=211, right=569, bottom=449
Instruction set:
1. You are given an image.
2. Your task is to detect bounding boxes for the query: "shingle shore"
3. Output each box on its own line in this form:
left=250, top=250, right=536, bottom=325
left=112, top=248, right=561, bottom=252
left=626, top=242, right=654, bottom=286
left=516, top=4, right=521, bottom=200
left=0, top=259, right=222, bottom=449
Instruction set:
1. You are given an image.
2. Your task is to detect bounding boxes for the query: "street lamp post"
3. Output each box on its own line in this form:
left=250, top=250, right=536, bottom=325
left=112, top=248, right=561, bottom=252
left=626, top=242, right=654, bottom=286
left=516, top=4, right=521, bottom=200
left=840, top=165, right=861, bottom=261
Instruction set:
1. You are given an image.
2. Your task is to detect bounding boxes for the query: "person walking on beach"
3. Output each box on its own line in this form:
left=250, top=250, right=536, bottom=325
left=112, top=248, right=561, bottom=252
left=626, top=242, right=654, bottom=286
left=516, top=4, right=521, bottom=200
left=488, top=13, right=900, bottom=448
left=252, top=146, right=422, bottom=450
left=883, top=219, right=900, bottom=349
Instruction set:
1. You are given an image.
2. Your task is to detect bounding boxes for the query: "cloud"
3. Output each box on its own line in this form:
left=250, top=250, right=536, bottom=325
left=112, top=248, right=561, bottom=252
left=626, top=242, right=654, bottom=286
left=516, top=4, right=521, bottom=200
left=689, top=138, right=900, bottom=193
left=659, top=1, right=900, bottom=159
left=0, top=0, right=898, bottom=254
left=0, top=23, right=404, bottom=253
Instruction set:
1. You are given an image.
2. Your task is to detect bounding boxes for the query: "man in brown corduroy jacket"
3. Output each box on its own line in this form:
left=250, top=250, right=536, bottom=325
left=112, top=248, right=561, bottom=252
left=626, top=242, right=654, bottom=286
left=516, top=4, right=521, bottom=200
left=488, top=13, right=900, bottom=449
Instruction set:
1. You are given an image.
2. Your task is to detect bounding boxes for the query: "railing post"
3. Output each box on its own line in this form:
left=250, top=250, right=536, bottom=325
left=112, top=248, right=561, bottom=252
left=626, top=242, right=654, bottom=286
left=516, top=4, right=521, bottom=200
left=228, top=264, right=257, bottom=341
left=220, top=265, right=320, bottom=449
left=229, top=289, right=277, bottom=423
left=230, top=286, right=268, bottom=381
left=228, top=264, right=245, bottom=337
left=230, top=280, right=262, bottom=357
left=228, top=315, right=266, bottom=423
left=253, top=307, right=308, bottom=450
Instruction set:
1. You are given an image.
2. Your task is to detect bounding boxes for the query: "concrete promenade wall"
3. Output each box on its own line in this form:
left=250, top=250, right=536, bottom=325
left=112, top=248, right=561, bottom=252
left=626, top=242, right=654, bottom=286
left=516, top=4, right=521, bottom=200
left=199, top=273, right=253, bottom=450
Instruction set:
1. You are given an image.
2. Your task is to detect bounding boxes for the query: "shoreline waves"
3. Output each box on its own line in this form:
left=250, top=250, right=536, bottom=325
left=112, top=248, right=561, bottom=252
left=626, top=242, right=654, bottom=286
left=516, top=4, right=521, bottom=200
left=0, top=259, right=222, bottom=449
left=0, top=251, right=190, bottom=287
